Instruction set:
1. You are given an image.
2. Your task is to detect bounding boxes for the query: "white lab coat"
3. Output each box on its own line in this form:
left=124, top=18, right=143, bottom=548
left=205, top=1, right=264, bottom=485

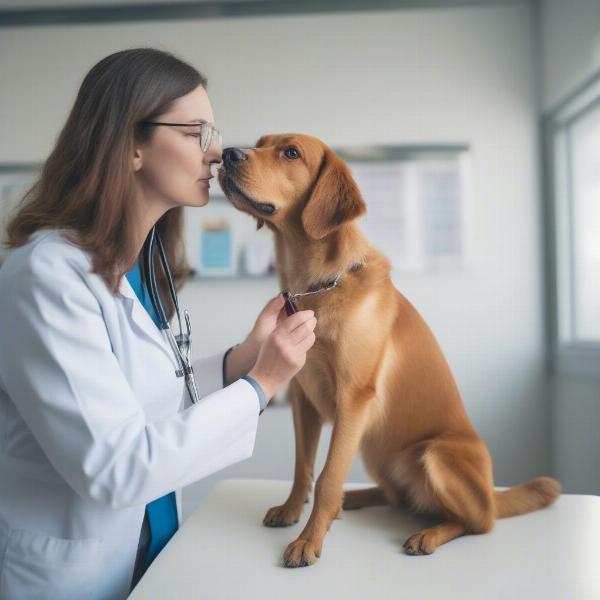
left=0, top=228, right=260, bottom=599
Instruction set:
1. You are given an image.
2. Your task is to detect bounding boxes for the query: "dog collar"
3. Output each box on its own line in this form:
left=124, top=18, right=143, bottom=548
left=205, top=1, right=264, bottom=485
left=282, top=258, right=365, bottom=315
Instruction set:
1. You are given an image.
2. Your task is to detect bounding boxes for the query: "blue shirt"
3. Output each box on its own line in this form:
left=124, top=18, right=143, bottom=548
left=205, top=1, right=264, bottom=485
left=126, top=260, right=178, bottom=570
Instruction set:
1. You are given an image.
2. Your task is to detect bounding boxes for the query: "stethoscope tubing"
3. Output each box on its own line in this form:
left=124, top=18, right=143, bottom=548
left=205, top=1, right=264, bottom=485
left=143, top=226, right=200, bottom=404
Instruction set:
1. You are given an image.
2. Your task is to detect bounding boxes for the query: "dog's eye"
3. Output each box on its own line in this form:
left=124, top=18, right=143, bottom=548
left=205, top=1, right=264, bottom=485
left=283, top=147, right=300, bottom=160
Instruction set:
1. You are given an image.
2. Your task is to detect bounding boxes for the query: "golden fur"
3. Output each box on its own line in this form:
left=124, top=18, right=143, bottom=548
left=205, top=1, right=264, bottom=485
left=218, top=134, right=561, bottom=567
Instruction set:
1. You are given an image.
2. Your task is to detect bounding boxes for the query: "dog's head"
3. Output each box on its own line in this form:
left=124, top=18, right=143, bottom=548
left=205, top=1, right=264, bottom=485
left=217, top=133, right=366, bottom=240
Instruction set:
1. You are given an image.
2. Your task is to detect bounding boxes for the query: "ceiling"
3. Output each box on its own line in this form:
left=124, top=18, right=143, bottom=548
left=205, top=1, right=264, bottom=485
left=0, top=0, right=279, bottom=8
left=0, top=0, right=522, bottom=26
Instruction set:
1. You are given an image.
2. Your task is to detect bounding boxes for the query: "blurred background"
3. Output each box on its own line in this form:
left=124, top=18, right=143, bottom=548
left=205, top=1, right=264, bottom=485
left=0, top=0, right=598, bottom=520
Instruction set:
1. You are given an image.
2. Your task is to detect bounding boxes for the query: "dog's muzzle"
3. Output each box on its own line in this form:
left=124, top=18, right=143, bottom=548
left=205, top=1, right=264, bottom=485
left=222, top=147, right=248, bottom=165
left=219, top=149, right=276, bottom=215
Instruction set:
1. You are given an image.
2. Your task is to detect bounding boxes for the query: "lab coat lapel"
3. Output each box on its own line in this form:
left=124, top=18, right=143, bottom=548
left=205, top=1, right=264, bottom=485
left=28, top=229, right=179, bottom=369
left=117, top=276, right=178, bottom=368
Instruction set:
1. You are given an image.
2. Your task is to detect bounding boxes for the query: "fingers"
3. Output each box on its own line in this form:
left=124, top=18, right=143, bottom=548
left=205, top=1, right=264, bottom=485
left=288, top=316, right=317, bottom=344
left=262, top=293, right=285, bottom=315
left=280, top=309, right=315, bottom=334
left=276, top=305, right=288, bottom=325
left=297, top=330, right=316, bottom=353
left=271, top=293, right=285, bottom=306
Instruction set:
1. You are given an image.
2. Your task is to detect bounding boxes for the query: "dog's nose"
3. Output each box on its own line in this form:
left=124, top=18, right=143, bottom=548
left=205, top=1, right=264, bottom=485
left=222, top=147, right=247, bottom=164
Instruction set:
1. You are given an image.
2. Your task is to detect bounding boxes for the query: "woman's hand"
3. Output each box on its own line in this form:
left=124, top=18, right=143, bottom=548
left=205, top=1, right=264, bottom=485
left=244, top=293, right=286, bottom=355
left=248, top=309, right=317, bottom=400
left=223, top=294, right=287, bottom=385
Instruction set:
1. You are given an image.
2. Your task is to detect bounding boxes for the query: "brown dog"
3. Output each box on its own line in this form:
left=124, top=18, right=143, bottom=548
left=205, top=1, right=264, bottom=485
left=218, top=134, right=561, bottom=567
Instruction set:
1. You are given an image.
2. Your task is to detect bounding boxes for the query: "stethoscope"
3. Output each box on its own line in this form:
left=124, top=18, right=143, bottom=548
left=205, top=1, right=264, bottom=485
left=142, top=225, right=200, bottom=405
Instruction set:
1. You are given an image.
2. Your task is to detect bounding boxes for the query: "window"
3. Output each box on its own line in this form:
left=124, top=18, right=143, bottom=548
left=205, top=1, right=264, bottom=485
left=546, top=72, right=600, bottom=379
left=570, top=106, right=600, bottom=342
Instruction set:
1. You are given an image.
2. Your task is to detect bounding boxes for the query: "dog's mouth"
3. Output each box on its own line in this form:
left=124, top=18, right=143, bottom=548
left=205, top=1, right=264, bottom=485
left=218, top=169, right=277, bottom=216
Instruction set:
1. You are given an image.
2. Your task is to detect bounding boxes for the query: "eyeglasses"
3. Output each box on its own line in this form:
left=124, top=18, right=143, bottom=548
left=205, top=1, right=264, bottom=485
left=141, top=121, right=223, bottom=153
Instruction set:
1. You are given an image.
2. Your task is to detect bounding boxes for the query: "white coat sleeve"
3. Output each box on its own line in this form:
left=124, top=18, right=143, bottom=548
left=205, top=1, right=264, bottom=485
left=0, top=250, right=260, bottom=509
left=186, top=350, right=229, bottom=408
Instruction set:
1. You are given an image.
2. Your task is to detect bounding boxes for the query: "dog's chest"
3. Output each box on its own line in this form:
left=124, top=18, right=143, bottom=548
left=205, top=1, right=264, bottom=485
left=295, top=340, right=339, bottom=422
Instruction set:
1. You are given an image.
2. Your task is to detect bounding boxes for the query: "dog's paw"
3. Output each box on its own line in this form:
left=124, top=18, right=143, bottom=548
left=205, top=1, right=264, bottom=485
left=263, top=504, right=302, bottom=528
left=403, top=531, right=436, bottom=556
left=283, top=538, right=321, bottom=568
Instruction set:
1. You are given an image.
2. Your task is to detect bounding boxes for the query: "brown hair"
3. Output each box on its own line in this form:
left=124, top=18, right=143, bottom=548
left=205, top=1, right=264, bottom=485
left=4, top=48, right=207, bottom=319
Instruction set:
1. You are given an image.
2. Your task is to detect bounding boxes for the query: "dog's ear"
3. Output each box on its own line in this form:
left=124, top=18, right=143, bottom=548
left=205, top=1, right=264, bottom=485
left=301, top=148, right=366, bottom=240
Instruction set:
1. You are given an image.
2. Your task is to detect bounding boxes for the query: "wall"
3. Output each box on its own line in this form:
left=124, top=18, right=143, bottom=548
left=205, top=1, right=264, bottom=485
left=0, top=2, right=550, bottom=517
left=540, top=0, right=600, bottom=111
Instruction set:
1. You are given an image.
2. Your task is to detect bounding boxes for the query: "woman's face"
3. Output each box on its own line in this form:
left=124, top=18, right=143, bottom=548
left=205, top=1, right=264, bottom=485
left=133, top=84, right=222, bottom=213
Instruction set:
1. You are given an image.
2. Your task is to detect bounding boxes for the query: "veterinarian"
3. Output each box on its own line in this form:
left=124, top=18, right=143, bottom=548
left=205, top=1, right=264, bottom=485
left=0, top=48, right=317, bottom=599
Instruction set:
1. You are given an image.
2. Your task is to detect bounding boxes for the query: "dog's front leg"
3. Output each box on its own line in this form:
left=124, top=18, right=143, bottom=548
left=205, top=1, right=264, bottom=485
left=263, top=379, right=322, bottom=527
left=283, top=391, right=373, bottom=568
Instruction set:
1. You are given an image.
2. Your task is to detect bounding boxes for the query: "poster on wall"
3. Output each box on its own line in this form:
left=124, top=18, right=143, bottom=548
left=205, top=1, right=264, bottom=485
left=337, top=146, right=471, bottom=273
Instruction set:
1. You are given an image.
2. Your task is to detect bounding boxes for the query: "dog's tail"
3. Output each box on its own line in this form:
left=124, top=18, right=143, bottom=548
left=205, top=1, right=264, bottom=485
left=494, top=476, right=561, bottom=519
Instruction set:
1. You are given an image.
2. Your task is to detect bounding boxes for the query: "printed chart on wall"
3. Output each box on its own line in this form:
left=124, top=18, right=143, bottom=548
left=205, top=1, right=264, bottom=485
left=338, top=146, right=471, bottom=273
left=183, top=175, right=275, bottom=279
